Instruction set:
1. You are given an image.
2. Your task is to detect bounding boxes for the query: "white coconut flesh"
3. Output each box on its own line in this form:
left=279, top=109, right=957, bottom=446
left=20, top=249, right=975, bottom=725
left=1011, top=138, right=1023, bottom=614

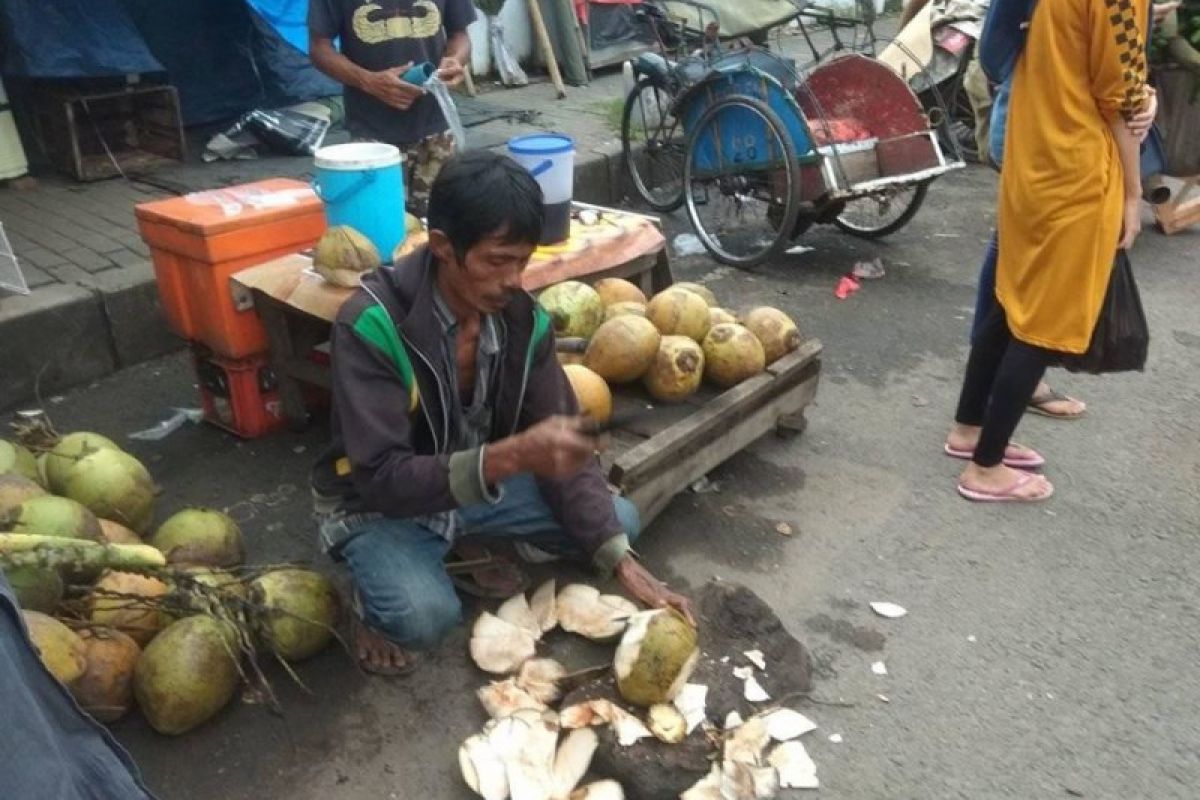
left=478, top=678, right=546, bottom=719
left=768, top=740, right=819, bottom=789
left=672, top=683, right=708, bottom=734
left=724, top=716, right=770, bottom=766
left=612, top=609, right=700, bottom=706
left=569, top=780, right=625, bottom=800
left=680, top=764, right=724, bottom=800
left=552, top=727, right=598, bottom=798
left=460, top=734, right=509, bottom=800
left=498, top=593, right=543, bottom=639
left=721, top=761, right=778, bottom=800
left=530, top=579, right=558, bottom=635
left=647, top=703, right=687, bottom=743
left=559, top=700, right=651, bottom=747
left=760, top=708, right=817, bottom=741
left=556, top=584, right=638, bottom=641
left=503, top=709, right=559, bottom=800
left=470, top=612, right=538, bottom=674
left=517, top=658, right=567, bottom=705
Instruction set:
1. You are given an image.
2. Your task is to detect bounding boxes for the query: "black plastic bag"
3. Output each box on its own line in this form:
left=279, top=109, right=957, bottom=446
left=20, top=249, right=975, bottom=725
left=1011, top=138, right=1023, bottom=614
left=242, top=108, right=329, bottom=156
left=1059, top=250, right=1149, bottom=374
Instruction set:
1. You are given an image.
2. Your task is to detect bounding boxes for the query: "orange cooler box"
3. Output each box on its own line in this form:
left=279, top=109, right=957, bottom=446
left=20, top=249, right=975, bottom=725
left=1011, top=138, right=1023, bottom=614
left=135, top=178, right=326, bottom=359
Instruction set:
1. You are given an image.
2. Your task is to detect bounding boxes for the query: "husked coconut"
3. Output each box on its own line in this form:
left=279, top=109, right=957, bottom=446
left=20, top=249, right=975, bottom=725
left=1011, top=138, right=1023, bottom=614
left=517, top=658, right=567, bottom=704
left=540, top=282, right=605, bottom=339
left=646, top=289, right=711, bottom=342
left=470, top=611, right=537, bottom=674
left=529, top=579, right=558, bottom=635
left=742, top=307, right=801, bottom=366
left=556, top=584, right=638, bottom=642
left=562, top=364, right=613, bottom=423
left=647, top=703, right=688, bottom=743
left=498, top=591, right=542, bottom=639
left=459, top=733, right=509, bottom=800
left=671, top=282, right=717, bottom=307
left=584, top=316, right=661, bottom=383
left=594, top=278, right=647, bottom=307
left=313, top=226, right=381, bottom=287
left=702, top=324, right=766, bottom=389
left=643, top=336, right=704, bottom=403
left=478, top=677, right=546, bottom=719
left=708, top=307, right=738, bottom=327
left=613, top=609, right=699, bottom=706
left=604, top=302, right=647, bottom=322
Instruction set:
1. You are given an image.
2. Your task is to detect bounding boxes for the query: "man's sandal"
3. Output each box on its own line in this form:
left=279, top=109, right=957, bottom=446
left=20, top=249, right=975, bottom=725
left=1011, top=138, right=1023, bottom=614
left=446, top=541, right=530, bottom=599
left=350, top=593, right=420, bottom=677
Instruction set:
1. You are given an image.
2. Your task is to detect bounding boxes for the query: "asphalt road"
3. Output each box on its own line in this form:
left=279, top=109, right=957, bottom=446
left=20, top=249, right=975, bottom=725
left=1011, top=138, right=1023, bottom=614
left=32, top=165, right=1199, bottom=799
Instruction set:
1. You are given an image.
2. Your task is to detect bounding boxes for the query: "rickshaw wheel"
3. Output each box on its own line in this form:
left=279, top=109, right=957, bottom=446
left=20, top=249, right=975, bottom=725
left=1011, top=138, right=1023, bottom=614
left=833, top=182, right=929, bottom=239
left=683, top=97, right=801, bottom=268
left=622, top=79, right=686, bottom=212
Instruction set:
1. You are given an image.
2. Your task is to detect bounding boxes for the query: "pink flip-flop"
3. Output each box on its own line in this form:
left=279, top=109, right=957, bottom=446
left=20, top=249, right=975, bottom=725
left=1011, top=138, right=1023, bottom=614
left=944, top=442, right=1046, bottom=469
left=957, top=471, right=1054, bottom=503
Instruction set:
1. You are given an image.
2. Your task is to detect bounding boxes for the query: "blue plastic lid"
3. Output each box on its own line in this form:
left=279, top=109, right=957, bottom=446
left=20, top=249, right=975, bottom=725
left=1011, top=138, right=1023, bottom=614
left=507, top=133, right=575, bottom=156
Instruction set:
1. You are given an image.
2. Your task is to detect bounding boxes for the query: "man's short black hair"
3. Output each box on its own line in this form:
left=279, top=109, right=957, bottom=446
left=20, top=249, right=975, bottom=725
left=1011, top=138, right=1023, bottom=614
left=427, top=150, right=543, bottom=259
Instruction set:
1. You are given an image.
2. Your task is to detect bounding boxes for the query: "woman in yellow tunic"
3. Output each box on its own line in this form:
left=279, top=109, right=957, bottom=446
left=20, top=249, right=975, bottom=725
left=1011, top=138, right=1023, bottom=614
left=946, top=0, right=1150, bottom=502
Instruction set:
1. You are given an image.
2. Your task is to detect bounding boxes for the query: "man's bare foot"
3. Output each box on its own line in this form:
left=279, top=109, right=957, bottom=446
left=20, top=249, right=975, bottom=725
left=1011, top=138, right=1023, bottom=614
left=958, top=462, right=1054, bottom=502
left=946, top=423, right=1042, bottom=464
left=1027, top=382, right=1087, bottom=419
left=352, top=616, right=418, bottom=676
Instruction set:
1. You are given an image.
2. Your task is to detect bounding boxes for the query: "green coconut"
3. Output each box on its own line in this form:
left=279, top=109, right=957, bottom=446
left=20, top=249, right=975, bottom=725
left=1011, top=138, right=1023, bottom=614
left=23, top=610, right=88, bottom=686
left=181, top=566, right=247, bottom=599
left=4, top=565, right=64, bottom=613
left=151, top=508, right=244, bottom=567
left=0, top=474, right=47, bottom=518
left=43, top=432, right=120, bottom=493
left=134, top=615, right=240, bottom=735
left=0, top=440, right=40, bottom=483
left=59, top=447, right=156, bottom=535
left=613, top=608, right=700, bottom=707
left=539, top=281, right=606, bottom=339
left=6, top=495, right=103, bottom=541
left=249, top=568, right=338, bottom=662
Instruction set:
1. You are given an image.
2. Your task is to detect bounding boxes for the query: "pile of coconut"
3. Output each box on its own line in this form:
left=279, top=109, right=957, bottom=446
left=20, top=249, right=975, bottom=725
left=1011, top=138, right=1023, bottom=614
left=460, top=582, right=820, bottom=800
left=1, top=422, right=338, bottom=736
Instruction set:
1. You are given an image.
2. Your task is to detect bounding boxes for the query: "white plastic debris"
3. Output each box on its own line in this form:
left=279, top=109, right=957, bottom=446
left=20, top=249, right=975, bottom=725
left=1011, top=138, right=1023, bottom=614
left=869, top=601, right=908, bottom=619
left=672, top=683, right=709, bottom=734
left=967, top=635, right=977, bottom=643
left=877, top=694, right=890, bottom=703
left=127, top=408, right=203, bottom=441
left=761, top=709, right=817, bottom=741
left=673, top=233, right=706, bottom=257
left=785, top=244, right=815, bottom=255
left=871, top=661, right=888, bottom=676
left=743, top=649, right=767, bottom=671
left=828, top=733, right=843, bottom=744
left=768, top=741, right=819, bottom=789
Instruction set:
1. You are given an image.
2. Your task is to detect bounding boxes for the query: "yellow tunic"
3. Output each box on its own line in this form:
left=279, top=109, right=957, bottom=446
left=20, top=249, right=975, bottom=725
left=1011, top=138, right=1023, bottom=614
left=997, top=0, right=1150, bottom=353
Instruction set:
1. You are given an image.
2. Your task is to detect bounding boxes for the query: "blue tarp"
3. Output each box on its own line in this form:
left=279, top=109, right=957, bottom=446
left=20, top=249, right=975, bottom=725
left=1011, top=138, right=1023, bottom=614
left=0, top=0, right=164, bottom=77
left=246, top=0, right=312, bottom=53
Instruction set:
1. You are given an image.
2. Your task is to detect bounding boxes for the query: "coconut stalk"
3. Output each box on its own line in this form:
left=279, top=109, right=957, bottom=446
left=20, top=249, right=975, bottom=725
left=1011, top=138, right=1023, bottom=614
left=0, top=534, right=165, bottom=571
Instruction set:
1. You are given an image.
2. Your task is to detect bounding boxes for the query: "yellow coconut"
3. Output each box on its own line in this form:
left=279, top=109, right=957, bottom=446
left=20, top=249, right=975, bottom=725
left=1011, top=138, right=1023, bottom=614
left=613, top=608, right=700, bottom=707
left=557, top=352, right=586, bottom=367
left=672, top=281, right=718, bottom=307
left=604, top=301, right=648, bottom=322
left=97, top=519, right=143, bottom=546
left=583, top=316, right=661, bottom=383
left=563, top=365, right=613, bottom=423
left=313, top=226, right=380, bottom=287
left=646, top=289, right=711, bottom=343
left=709, top=307, right=738, bottom=327
left=72, top=627, right=141, bottom=723
left=643, top=336, right=704, bottom=403
left=702, top=323, right=766, bottom=389
left=593, top=278, right=647, bottom=307
left=23, top=610, right=87, bottom=685
left=89, top=571, right=169, bottom=646
left=539, top=281, right=605, bottom=339
left=742, top=307, right=802, bottom=365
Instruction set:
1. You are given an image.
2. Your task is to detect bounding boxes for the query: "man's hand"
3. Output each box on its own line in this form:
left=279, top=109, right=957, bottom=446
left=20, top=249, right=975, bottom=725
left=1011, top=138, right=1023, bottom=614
left=615, top=556, right=696, bottom=626
left=361, top=64, right=425, bottom=110
left=437, top=56, right=466, bottom=88
left=1118, top=197, right=1142, bottom=251
left=513, top=416, right=596, bottom=479
left=1127, top=88, right=1157, bottom=142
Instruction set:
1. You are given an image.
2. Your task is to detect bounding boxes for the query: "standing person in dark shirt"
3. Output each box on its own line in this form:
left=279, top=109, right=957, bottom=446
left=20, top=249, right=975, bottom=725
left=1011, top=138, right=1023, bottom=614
left=308, top=0, right=475, bottom=216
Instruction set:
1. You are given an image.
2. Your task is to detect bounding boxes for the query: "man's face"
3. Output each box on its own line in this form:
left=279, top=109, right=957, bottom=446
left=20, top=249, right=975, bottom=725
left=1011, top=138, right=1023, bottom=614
left=431, top=230, right=535, bottom=314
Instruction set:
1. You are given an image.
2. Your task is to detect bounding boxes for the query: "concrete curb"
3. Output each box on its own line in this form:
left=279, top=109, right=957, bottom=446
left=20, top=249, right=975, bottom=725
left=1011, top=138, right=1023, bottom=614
left=0, top=149, right=636, bottom=412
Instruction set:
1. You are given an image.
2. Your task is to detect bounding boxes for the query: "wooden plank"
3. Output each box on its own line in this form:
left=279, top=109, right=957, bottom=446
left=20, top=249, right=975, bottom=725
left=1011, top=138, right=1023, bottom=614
left=609, top=338, right=822, bottom=525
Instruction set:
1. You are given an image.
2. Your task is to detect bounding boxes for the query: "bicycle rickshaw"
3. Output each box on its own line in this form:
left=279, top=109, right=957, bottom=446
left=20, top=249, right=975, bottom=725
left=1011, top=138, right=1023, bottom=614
left=621, top=0, right=965, bottom=266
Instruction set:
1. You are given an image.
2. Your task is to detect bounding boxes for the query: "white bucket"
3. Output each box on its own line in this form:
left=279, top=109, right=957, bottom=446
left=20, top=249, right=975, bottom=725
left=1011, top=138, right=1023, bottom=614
left=507, top=133, right=575, bottom=245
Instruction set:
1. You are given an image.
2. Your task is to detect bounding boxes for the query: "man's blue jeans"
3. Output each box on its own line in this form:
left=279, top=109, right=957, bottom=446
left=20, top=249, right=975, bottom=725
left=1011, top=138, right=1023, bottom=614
left=321, top=474, right=640, bottom=650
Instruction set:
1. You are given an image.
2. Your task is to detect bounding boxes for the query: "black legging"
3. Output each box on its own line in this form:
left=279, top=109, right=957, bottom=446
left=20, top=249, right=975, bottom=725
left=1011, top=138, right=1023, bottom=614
left=954, top=303, right=1052, bottom=467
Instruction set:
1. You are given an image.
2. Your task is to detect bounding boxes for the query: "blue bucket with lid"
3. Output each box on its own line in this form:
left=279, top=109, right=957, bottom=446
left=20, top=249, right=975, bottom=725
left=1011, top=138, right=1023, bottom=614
left=507, top=133, right=575, bottom=245
left=313, top=142, right=405, bottom=261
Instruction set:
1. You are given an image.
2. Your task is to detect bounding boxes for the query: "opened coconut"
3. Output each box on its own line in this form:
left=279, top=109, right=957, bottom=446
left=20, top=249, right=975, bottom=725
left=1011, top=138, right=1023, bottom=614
left=0, top=439, right=40, bottom=483
left=709, top=307, right=738, bottom=327
left=4, top=566, right=64, bottom=613
left=43, top=432, right=120, bottom=493
left=562, top=364, right=613, bottom=423
left=584, top=316, right=661, bottom=383
left=702, top=324, right=766, bottom=388
left=613, top=608, right=699, bottom=706
left=6, top=495, right=102, bottom=541
left=647, top=288, right=711, bottom=343
left=0, top=474, right=46, bottom=518
left=134, top=615, right=240, bottom=735
left=97, top=519, right=143, bottom=546
left=539, top=281, right=605, bottom=339
left=89, top=571, right=169, bottom=646
left=72, top=627, right=141, bottom=722
left=23, top=610, right=87, bottom=685
left=151, top=508, right=244, bottom=567
left=594, top=278, right=647, bottom=307
left=643, top=336, right=704, bottom=403
left=249, top=568, right=338, bottom=662
left=672, top=281, right=717, bottom=307
left=604, top=301, right=647, bottom=322
left=60, top=447, right=156, bottom=534
left=742, top=307, right=801, bottom=365
left=313, top=225, right=381, bottom=288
